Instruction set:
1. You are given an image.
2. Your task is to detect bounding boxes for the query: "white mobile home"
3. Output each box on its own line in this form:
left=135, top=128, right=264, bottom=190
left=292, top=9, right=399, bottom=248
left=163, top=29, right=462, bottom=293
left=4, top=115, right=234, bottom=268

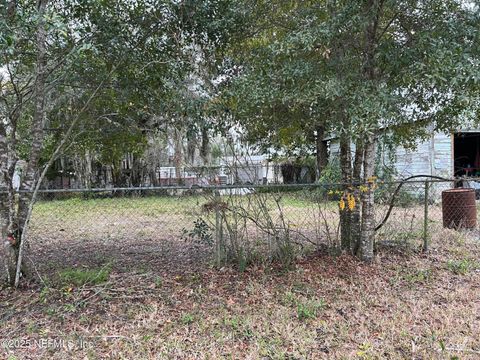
left=329, top=129, right=480, bottom=179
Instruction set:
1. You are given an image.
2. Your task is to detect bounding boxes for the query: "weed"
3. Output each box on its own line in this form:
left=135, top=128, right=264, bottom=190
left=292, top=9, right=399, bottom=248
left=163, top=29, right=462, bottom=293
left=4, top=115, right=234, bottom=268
left=26, top=321, right=38, bottom=334
left=63, top=303, right=77, bottom=313
left=237, top=251, right=249, bottom=272
left=79, top=315, right=89, bottom=324
left=222, top=315, right=255, bottom=340
left=142, top=334, right=153, bottom=342
left=181, top=218, right=213, bottom=246
left=447, top=258, right=479, bottom=275
left=258, top=336, right=285, bottom=358
left=291, top=281, right=315, bottom=298
left=296, top=299, right=325, bottom=321
left=404, top=268, right=432, bottom=284
left=39, top=287, right=51, bottom=303
left=45, top=307, right=56, bottom=316
left=281, top=291, right=297, bottom=307
left=180, top=313, right=195, bottom=325
left=154, top=276, right=163, bottom=287
left=357, top=341, right=374, bottom=359
left=188, top=273, right=202, bottom=284
left=275, top=235, right=296, bottom=270
left=58, top=266, right=111, bottom=287
left=223, top=316, right=240, bottom=330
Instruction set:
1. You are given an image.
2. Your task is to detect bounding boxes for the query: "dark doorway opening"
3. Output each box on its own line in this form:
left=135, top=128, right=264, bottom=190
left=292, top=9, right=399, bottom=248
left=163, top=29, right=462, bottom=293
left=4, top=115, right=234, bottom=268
left=454, top=133, right=480, bottom=177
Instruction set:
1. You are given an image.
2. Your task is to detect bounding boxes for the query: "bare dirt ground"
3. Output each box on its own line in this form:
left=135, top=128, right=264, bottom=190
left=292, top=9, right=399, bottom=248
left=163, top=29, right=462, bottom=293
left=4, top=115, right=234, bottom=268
left=1, top=222, right=480, bottom=359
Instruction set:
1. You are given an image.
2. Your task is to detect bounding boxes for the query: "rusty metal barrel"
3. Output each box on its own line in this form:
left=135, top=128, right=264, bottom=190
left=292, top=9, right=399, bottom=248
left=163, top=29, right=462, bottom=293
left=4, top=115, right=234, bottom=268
left=442, top=188, right=477, bottom=229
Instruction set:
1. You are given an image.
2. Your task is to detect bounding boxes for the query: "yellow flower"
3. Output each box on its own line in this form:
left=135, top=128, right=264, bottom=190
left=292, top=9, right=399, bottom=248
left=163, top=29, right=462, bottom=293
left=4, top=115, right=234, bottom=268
left=339, top=198, right=346, bottom=211
left=347, top=193, right=356, bottom=210
left=359, top=185, right=368, bottom=193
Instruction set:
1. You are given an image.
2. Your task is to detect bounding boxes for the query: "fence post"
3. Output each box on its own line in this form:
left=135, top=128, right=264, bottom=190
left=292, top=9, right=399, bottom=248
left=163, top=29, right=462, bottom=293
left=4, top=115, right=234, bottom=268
left=214, top=189, right=223, bottom=267
left=423, top=180, right=429, bottom=253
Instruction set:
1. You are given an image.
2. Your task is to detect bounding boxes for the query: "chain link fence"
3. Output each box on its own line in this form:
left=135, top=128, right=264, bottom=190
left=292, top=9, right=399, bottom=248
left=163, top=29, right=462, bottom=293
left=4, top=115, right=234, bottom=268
left=2, top=179, right=479, bottom=273
left=374, top=179, right=479, bottom=251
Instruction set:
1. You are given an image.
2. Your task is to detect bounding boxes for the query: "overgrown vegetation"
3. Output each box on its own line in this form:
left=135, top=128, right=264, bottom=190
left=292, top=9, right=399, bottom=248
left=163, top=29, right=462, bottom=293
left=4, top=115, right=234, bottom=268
left=1, top=229, right=479, bottom=359
left=1, top=0, right=479, bottom=357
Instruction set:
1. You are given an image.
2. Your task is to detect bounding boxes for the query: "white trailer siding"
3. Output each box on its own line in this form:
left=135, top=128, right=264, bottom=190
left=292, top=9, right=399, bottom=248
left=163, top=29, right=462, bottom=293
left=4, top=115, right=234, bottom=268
left=433, top=132, right=453, bottom=177
left=328, top=131, right=458, bottom=179
left=393, top=137, right=434, bottom=177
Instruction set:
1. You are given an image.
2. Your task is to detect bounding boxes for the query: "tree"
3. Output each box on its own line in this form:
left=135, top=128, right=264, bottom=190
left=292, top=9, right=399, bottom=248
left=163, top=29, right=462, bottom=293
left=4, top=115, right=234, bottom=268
left=225, top=0, right=480, bottom=261
left=1, top=0, right=53, bottom=284
left=221, top=1, right=332, bottom=178
left=1, top=0, right=248, bottom=286
left=0, top=0, right=201, bottom=286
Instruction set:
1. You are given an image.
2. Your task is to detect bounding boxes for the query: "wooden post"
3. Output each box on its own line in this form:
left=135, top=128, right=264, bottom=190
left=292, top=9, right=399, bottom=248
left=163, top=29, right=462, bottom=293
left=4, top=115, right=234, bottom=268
left=423, top=180, right=429, bottom=253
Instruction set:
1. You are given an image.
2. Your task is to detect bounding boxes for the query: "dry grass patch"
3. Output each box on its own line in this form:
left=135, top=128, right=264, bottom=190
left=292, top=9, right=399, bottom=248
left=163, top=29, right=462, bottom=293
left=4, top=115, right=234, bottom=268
left=1, top=228, right=480, bottom=359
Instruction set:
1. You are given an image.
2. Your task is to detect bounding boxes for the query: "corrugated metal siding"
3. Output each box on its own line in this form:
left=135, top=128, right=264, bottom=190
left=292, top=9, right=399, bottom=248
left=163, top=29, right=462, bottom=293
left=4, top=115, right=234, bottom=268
left=328, top=129, right=480, bottom=180
left=433, top=132, right=453, bottom=177
left=393, top=138, right=433, bottom=177
left=329, top=137, right=436, bottom=177
left=328, top=142, right=356, bottom=158
left=329, top=142, right=340, bottom=156
left=328, top=131, right=456, bottom=178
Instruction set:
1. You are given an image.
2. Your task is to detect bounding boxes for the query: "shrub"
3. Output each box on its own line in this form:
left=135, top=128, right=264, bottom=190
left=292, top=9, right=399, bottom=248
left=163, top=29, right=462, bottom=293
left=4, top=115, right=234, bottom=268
left=181, top=218, right=213, bottom=246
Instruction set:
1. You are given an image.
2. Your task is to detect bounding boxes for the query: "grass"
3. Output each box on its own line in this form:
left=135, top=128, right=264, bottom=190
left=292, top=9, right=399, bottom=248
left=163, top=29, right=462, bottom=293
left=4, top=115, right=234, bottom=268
left=3, top=190, right=479, bottom=358
left=403, top=268, right=432, bottom=283
left=29, top=191, right=429, bottom=257
left=58, top=266, right=111, bottom=287
left=29, top=192, right=343, bottom=264
left=32, top=192, right=331, bottom=221
left=33, top=195, right=203, bottom=218
left=1, top=230, right=480, bottom=359
left=180, top=313, right=195, bottom=325
left=447, top=258, right=480, bottom=275
left=280, top=288, right=326, bottom=320
left=296, top=299, right=326, bottom=320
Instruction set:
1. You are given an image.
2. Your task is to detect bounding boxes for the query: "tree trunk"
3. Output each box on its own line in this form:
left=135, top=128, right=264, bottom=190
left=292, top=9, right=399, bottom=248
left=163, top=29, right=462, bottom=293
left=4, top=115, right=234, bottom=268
left=3, top=232, right=18, bottom=285
left=1, top=123, right=22, bottom=285
left=111, top=162, right=124, bottom=187
left=0, top=130, right=14, bottom=284
left=356, top=0, right=382, bottom=262
left=12, top=0, right=48, bottom=282
left=72, top=156, right=81, bottom=188
left=173, top=127, right=184, bottom=185
left=186, top=133, right=196, bottom=165
left=1, top=195, right=10, bottom=284
left=339, top=131, right=352, bottom=251
left=200, top=126, right=211, bottom=166
left=130, top=154, right=144, bottom=187
left=19, top=0, right=48, bottom=195
left=84, top=150, right=93, bottom=188
left=315, top=125, right=328, bottom=181
left=358, top=137, right=376, bottom=262
left=0, top=127, right=8, bottom=186
left=351, top=139, right=364, bottom=254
